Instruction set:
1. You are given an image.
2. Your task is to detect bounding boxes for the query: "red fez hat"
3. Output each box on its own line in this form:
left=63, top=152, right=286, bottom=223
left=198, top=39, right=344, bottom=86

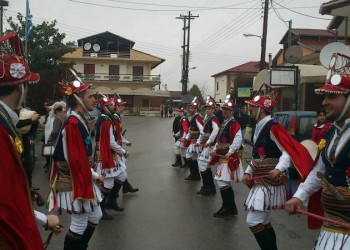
left=0, top=32, right=40, bottom=86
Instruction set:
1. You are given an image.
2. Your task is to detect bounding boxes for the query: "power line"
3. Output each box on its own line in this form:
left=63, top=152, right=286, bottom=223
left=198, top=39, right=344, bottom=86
left=271, top=1, right=289, bottom=28
left=273, top=1, right=332, bottom=20
left=104, top=0, right=256, bottom=9
left=68, top=0, right=320, bottom=12
left=191, top=0, right=261, bottom=52
left=193, top=10, right=261, bottom=54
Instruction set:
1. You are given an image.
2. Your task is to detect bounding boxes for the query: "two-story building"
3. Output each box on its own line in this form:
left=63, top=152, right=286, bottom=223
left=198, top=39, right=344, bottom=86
left=269, top=28, right=349, bottom=111
left=59, top=31, right=169, bottom=113
left=212, top=61, right=269, bottom=107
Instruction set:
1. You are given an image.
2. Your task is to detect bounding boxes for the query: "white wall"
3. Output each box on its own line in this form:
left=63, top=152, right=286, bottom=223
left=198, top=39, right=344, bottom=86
left=74, top=62, right=151, bottom=75
left=214, top=74, right=228, bottom=103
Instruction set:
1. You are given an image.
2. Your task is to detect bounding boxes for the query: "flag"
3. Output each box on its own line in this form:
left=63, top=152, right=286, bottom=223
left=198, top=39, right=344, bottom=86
left=25, top=0, right=32, bottom=41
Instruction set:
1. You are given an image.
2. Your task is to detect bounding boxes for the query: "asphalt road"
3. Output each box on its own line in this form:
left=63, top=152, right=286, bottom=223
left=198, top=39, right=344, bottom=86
left=33, top=116, right=318, bottom=250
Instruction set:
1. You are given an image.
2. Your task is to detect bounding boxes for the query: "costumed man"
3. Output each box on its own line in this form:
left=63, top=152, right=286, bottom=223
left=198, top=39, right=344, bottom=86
left=172, top=108, right=182, bottom=142
left=108, top=95, right=138, bottom=206
left=48, top=69, right=103, bottom=249
left=184, top=97, right=204, bottom=181
left=94, top=96, right=127, bottom=219
left=284, top=53, right=350, bottom=250
left=172, top=107, right=189, bottom=168
left=242, top=84, right=313, bottom=250
left=211, top=96, right=243, bottom=217
left=0, top=32, right=60, bottom=250
left=196, top=96, right=220, bottom=195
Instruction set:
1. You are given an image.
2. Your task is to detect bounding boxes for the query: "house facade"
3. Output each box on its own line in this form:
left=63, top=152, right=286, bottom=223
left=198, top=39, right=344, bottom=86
left=320, top=0, right=350, bottom=40
left=271, top=28, right=350, bottom=111
left=59, top=31, right=169, bottom=113
left=212, top=61, right=269, bottom=107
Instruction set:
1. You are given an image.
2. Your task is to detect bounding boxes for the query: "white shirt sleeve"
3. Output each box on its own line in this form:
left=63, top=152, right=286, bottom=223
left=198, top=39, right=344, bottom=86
left=196, top=118, right=204, bottom=135
left=293, top=156, right=324, bottom=206
left=110, top=126, right=126, bottom=154
left=245, top=165, right=253, bottom=175
left=275, top=151, right=291, bottom=172
left=229, top=129, right=243, bottom=153
left=206, top=120, right=219, bottom=145
left=34, top=210, right=47, bottom=228
left=91, top=168, right=100, bottom=180
left=122, top=135, right=130, bottom=145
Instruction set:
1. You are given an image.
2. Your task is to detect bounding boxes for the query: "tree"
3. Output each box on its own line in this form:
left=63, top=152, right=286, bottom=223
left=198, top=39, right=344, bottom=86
left=6, top=13, right=74, bottom=113
left=188, top=84, right=204, bottom=104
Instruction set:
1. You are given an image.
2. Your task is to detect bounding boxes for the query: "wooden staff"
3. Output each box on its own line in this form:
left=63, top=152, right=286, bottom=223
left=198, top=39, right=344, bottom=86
left=296, top=209, right=350, bottom=229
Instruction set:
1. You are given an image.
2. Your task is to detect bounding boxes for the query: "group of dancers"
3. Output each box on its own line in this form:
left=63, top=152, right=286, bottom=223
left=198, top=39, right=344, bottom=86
left=171, top=78, right=350, bottom=249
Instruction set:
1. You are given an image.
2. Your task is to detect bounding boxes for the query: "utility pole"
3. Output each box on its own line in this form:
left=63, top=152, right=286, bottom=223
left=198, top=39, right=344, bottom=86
left=176, top=11, right=199, bottom=95
left=0, top=1, right=9, bottom=36
left=288, top=20, right=292, bottom=48
left=260, top=0, right=269, bottom=71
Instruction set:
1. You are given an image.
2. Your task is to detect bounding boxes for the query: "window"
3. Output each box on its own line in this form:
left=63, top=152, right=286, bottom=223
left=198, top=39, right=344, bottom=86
left=216, top=82, right=219, bottom=91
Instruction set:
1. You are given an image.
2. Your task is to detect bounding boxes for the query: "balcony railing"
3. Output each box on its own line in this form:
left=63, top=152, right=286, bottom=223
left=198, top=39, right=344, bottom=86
left=80, top=73, right=161, bottom=84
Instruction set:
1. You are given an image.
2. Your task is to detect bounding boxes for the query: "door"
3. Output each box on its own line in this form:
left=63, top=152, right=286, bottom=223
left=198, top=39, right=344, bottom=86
left=84, top=64, right=95, bottom=80
left=109, top=65, right=120, bottom=80
left=133, top=66, right=143, bottom=81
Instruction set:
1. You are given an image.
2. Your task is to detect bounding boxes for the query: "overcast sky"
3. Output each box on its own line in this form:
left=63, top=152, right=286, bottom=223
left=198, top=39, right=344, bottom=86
left=6, top=0, right=331, bottom=94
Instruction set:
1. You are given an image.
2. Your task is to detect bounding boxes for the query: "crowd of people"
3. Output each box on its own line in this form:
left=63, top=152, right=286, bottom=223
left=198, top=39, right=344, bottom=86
left=171, top=79, right=350, bottom=249
left=0, top=32, right=139, bottom=250
left=160, top=104, right=173, bottom=118
left=1, top=30, right=350, bottom=250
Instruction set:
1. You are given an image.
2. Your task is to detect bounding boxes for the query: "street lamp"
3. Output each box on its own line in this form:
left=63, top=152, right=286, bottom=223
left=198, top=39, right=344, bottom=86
left=243, top=33, right=265, bottom=71
left=243, top=33, right=262, bottom=39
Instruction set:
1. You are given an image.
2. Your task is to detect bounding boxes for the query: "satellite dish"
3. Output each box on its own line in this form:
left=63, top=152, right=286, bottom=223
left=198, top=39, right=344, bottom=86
left=83, top=42, right=91, bottom=50
left=253, top=69, right=270, bottom=91
left=319, top=42, right=350, bottom=69
left=285, top=45, right=303, bottom=64
left=93, top=44, right=101, bottom=52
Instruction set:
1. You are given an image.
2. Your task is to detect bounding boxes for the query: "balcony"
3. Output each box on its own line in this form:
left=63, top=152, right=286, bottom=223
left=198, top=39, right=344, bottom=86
left=80, top=73, right=161, bottom=85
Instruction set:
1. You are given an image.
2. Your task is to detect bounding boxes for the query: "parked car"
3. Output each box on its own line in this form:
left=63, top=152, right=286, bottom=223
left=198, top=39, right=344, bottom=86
left=274, top=111, right=317, bottom=142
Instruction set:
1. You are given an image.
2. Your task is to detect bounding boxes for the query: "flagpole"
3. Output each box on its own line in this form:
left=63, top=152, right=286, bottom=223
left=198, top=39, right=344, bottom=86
left=25, top=0, right=29, bottom=56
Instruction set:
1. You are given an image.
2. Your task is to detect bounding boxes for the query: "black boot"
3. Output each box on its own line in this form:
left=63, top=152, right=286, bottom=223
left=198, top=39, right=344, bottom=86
left=197, top=169, right=215, bottom=196
left=251, top=223, right=278, bottom=250
left=80, top=221, right=97, bottom=249
left=172, top=155, right=182, bottom=167
left=184, top=159, right=201, bottom=181
left=207, top=168, right=216, bottom=194
left=122, top=179, right=139, bottom=193
left=106, top=181, right=124, bottom=211
left=64, top=229, right=82, bottom=250
left=100, top=190, right=113, bottom=220
left=213, top=186, right=237, bottom=218
left=226, top=185, right=238, bottom=215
